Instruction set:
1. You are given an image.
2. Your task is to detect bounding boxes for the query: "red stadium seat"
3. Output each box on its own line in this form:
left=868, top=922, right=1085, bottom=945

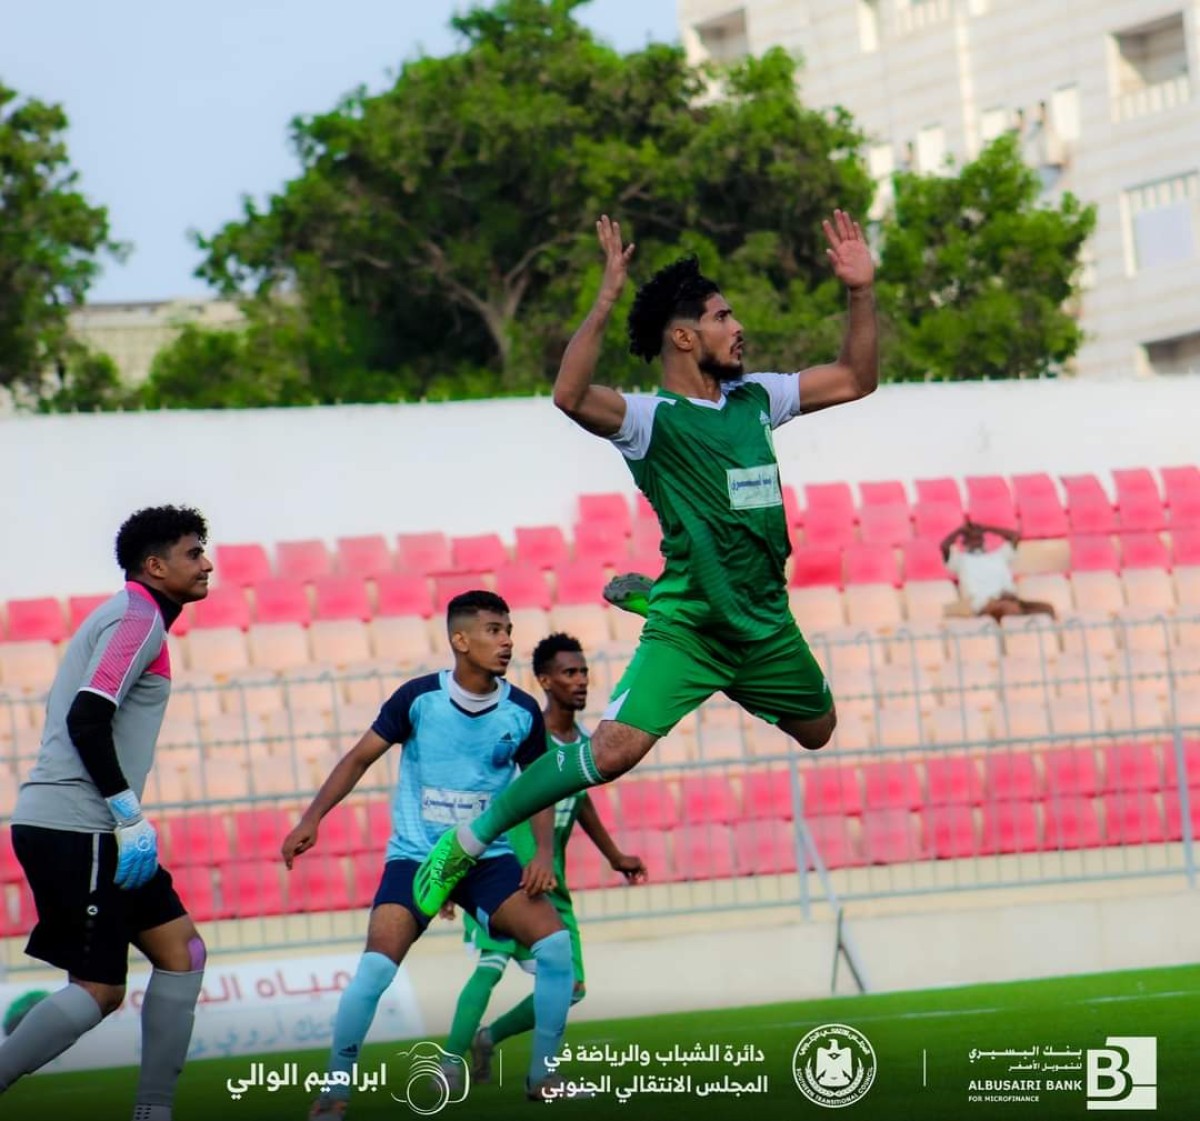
left=733, top=819, right=798, bottom=875
left=1170, top=528, right=1200, bottom=567
left=433, top=574, right=481, bottom=611
left=350, top=853, right=384, bottom=907
left=803, top=765, right=862, bottom=816
left=861, top=809, right=923, bottom=864
left=285, top=854, right=352, bottom=913
left=336, top=535, right=394, bottom=580
left=554, top=561, right=607, bottom=605
left=563, top=834, right=612, bottom=890
left=804, top=816, right=863, bottom=869
left=862, top=761, right=922, bottom=811
left=313, top=576, right=372, bottom=622
left=4, top=597, right=67, bottom=643
left=1102, top=792, right=1166, bottom=845
left=191, top=586, right=252, bottom=631
left=843, top=544, right=900, bottom=586
left=925, top=756, right=983, bottom=806
left=1160, top=466, right=1200, bottom=527
left=318, top=806, right=369, bottom=855
left=859, top=480, right=908, bottom=509
left=802, top=506, right=857, bottom=549
left=167, top=866, right=217, bottom=923
left=584, top=785, right=619, bottom=831
left=1119, top=533, right=1170, bottom=570
left=674, top=824, right=737, bottom=880
left=913, top=502, right=963, bottom=543
left=965, top=475, right=1013, bottom=505
left=631, top=517, right=662, bottom=553
left=983, top=754, right=1041, bottom=801
left=233, top=807, right=297, bottom=862
left=923, top=805, right=978, bottom=858
left=363, top=799, right=392, bottom=848
left=1163, top=738, right=1200, bottom=791
left=967, top=495, right=1018, bottom=529
left=573, top=521, right=630, bottom=566
left=451, top=534, right=508, bottom=575
left=680, top=774, right=742, bottom=824
left=222, top=862, right=285, bottom=919
left=789, top=547, right=842, bottom=588
left=1043, top=747, right=1101, bottom=798
left=1019, top=496, right=1070, bottom=539
left=1012, top=472, right=1058, bottom=506
left=375, top=573, right=434, bottom=618
left=162, top=813, right=232, bottom=867
left=1116, top=492, right=1167, bottom=533
left=627, top=546, right=665, bottom=579
left=214, top=544, right=272, bottom=588
left=742, top=769, right=795, bottom=820
left=276, top=539, right=332, bottom=583
left=577, top=493, right=632, bottom=537
left=1068, top=536, right=1120, bottom=572
left=68, top=594, right=110, bottom=634
left=622, top=829, right=678, bottom=882
left=252, top=578, right=312, bottom=625
left=783, top=485, right=803, bottom=529
left=858, top=504, right=911, bottom=547
left=1102, top=741, right=1162, bottom=793
left=1043, top=796, right=1102, bottom=849
left=914, top=477, right=963, bottom=512
left=617, top=779, right=678, bottom=830
left=396, top=532, right=452, bottom=576
left=980, top=802, right=1041, bottom=854
left=1113, top=468, right=1159, bottom=502
left=514, top=526, right=569, bottom=571
left=494, top=564, right=551, bottom=611
left=902, top=540, right=950, bottom=582
left=804, top=482, right=856, bottom=518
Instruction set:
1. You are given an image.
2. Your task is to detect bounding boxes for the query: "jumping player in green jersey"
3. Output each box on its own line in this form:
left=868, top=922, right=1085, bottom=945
left=413, top=209, right=878, bottom=916
left=442, top=634, right=646, bottom=1082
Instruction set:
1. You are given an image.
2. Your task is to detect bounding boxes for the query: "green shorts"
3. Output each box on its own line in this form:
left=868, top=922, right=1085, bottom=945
left=604, top=619, right=832, bottom=738
left=462, top=894, right=585, bottom=986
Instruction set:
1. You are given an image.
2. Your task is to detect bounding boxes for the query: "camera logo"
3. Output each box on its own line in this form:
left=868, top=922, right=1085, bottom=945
left=391, top=1042, right=470, bottom=1116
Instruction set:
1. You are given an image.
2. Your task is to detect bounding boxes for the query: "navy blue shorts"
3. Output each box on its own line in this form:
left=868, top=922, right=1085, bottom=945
left=374, top=853, right=523, bottom=938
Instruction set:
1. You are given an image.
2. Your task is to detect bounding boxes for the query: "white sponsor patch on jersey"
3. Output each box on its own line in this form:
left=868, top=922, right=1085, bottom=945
left=420, top=787, right=492, bottom=825
left=726, top=465, right=782, bottom=510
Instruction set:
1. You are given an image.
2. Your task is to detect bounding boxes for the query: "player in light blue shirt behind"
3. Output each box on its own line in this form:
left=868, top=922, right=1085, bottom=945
left=282, top=591, right=575, bottom=1115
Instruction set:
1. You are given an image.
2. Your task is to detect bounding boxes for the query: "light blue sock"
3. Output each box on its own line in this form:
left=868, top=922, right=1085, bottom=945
left=528, top=930, right=573, bottom=1087
left=325, top=951, right=397, bottom=1100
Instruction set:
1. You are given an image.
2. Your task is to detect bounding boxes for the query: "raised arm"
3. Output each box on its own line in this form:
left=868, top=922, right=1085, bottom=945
left=796, top=210, right=879, bottom=415
left=552, top=216, right=634, bottom=437
left=577, top=794, right=647, bottom=883
left=940, top=521, right=968, bottom=563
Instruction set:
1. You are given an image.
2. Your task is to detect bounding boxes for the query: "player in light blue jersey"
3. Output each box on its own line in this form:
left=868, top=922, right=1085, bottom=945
left=282, top=591, right=577, bottom=1116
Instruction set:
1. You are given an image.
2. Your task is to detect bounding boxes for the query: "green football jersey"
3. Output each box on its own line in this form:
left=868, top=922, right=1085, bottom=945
left=506, top=727, right=589, bottom=900
left=612, top=376, right=800, bottom=642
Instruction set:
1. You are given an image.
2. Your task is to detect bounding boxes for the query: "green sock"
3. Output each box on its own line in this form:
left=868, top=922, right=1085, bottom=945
left=445, top=967, right=502, bottom=1056
left=489, top=995, right=536, bottom=1045
left=469, top=738, right=602, bottom=849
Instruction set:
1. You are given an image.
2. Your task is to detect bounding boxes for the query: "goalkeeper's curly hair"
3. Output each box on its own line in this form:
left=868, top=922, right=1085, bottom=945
left=114, top=506, right=208, bottom=576
left=627, top=256, right=721, bottom=363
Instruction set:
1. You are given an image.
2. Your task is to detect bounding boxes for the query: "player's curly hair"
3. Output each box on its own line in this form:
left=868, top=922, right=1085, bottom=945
left=532, top=632, right=583, bottom=677
left=627, top=256, right=721, bottom=363
left=114, top=506, right=208, bottom=576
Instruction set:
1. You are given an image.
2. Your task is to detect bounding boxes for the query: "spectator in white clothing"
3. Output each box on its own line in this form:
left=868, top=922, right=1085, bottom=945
left=940, top=518, right=1056, bottom=623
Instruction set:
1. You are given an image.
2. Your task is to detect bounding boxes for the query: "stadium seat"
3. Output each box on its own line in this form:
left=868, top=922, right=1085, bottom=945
left=782, top=485, right=803, bottom=529
left=1118, top=533, right=1171, bottom=572
left=162, top=813, right=232, bottom=867
left=233, top=807, right=298, bottom=861
left=350, top=852, right=385, bottom=907
left=284, top=853, right=352, bottom=913
left=1012, top=538, right=1070, bottom=576
left=789, top=547, right=842, bottom=588
left=168, top=866, right=217, bottom=924
left=1012, top=472, right=1058, bottom=506
left=983, top=753, right=1041, bottom=801
left=335, top=535, right=394, bottom=580
left=1001, top=613, right=1060, bottom=661
left=925, top=702, right=988, bottom=746
left=185, top=627, right=250, bottom=678
left=4, top=597, right=67, bottom=643
left=1102, top=792, right=1166, bottom=845
left=548, top=604, right=610, bottom=648
left=191, top=585, right=252, bottom=631
left=965, top=475, right=1016, bottom=526
left=554, top=561, right=607, bottom=605
left=788, top=587, right=846, bottom=630
left=742, top=768, right=796, bottom=820
left=680, top=774, right=742, bottom=824
left=493, top=563, right=551, bottom=611
left=572, top=520, right=630, bottom=566
left=980, top=802, right=1041, bottom=855
left=1068, top=536, right=1120, bottom=573
left=674, top=824, right=737, bottom=881
left=804, top=481, right=855, bottom=518
left=1042, top=746, right=1100, bottom=797
left=396, top=532, right=452, bottom=576
left=1043, top=795, right=1102, bottom=849
left=923, top=805, right=978, bottom=858
left=861, top=809, right=923, bottom=864
left=801, top=506, right=857, bottom=549
left=858, top=480, right=908, bottom=509
left=0, top=642, right=58, bottom=692
left=1161, top=466, right=1200, bottom=527
left=803, top=816, right=863, bottom=869
left=433, top=574, right=480, bottom=612
left=862, top=761, right=922, bottom=811
left=451, top=534, right=507, bottom=574
left=1013, top=574, right=1072, bottom=619
left=914, top=477, right=963, bottom=511
left=252, top=579, right=312, bottom=625
left=67, top=594, right=109, bottom=634
left=276, top=539, right=333, bottom=583
left=616, top=778, right=678, bottom=830
left=247, top=623, right=311, bottom=672
left=925, top=755, right=983, bottom=805
left=309, top=619, right=373, bottom=667
left=733, top=819, right=798, bottom=876
left=214, top=543, right=272, bottom=588
left=912, top=502, right=963, bottom=544
left=1116, top=491, right=1167, bottom=533
left=1119, top=570, right=1174, bottom=616
left=562, top=835, right=611, bottom=890
left=899, top=581, right=955, bottom=626
left=694, top=726, right=747, bottom=763
left=1019, top=496, right=1070, bottom=539
left=941, top=617, right=1002, bottom=664
left=901, top=541, right=950, bottom=584
left=1102, top=741, right=1162, bottom=793
left=373, top=573, right=434, bottom=618
left=221, top=862, right=285, bottom=920
left=631, top=516, right=662, bottom=552
left=803, top=765, right=862, bottom=816
left=1164, top=789, right=1200, bottom=843
left=1072, top=569, right=1125, bottom=613
left=368, top=616, right=433, bottom=665
left=858, top=504, right=911, bottom=547
left=577, top=493, right=632, bottom=537
left=844, top=584, right=903, bottom=627
left=514, top=526, right=569, bottom=571
left=313, top=576, right=372, bottom=622
left=1163, top=738, right=1200, bottom=791
left=1063, top=476, right=1118, bottom=534
left=1113, top=468, right=1160, bottom=504
left=843, top=545, right=900, bottom=587
left=1170, top=530, right=1200, bottom=569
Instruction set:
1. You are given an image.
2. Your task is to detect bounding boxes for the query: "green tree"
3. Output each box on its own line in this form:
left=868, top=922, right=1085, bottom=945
left=37, top=347, right=135, bottom=412
left=0, top=83, right=125, bottom=397
left=876, top=134, right=1096, bottom=380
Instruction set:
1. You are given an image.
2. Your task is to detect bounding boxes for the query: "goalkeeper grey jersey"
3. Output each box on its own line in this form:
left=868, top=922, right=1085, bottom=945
left=12, top=582, right=172, bottom=833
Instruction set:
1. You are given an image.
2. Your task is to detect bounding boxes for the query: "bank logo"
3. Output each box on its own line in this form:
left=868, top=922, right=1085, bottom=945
left=1086, top=1037, right=1156, bottom=1111
left=793, top=1023, right=877, bottom=1108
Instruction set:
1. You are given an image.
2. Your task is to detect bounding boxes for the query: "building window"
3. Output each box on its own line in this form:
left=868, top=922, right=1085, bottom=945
left=1050, top=84, right=1081, bottom=143
left=694, top=7, right=749, bottom=65
left=858, top=0, right=881, bottom=53
left=895, top=0, right=952, bottom=37
left=1142, top=332, right=1200, bottom=377
left=916, top=125, right=946, bottom=174
left=1123, top=172, right=1199, bottom=273
left=1110, top=14, right=1191, bottom=122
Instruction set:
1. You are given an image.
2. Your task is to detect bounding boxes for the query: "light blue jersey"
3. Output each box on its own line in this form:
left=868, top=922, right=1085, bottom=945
left=371, top=671, right=545, bottom=862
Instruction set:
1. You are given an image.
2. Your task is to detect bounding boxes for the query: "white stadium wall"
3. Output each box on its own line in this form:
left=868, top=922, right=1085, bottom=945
left=2, top=376, right=1199, bottom=599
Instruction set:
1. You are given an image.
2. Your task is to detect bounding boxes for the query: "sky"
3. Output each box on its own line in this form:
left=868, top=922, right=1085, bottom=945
left=1, top=1, right=678, bottom=303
